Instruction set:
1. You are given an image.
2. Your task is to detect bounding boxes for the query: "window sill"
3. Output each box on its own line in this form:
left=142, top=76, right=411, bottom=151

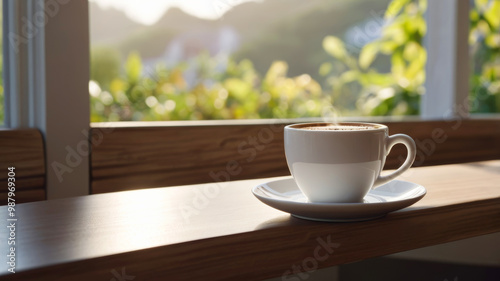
left=90, top=114, right=500, bottom=128
left=90, top=118, right=500, bottom=194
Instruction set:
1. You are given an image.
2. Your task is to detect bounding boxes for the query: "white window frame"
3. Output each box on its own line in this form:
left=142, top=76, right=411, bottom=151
left=3, top=0, right=90, bottom=199
left=422, top=0, right=469, bottom=119
left=2, top=0, right=471, bottom=199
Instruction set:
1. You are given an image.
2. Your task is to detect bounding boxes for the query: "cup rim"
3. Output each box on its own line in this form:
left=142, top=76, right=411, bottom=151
left=285, top=122, right=387, bottom=132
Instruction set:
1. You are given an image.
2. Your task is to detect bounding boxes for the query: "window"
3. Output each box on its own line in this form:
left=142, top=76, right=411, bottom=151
left=89, top=0, right=431, bottom=122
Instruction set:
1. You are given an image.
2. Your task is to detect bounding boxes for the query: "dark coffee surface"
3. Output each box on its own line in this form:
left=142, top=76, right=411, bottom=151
left=301, top=125, right=374, bottom=131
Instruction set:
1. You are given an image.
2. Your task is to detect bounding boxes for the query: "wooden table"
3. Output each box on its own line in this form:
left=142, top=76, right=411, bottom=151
left=1, top=161, right=500, bottom=280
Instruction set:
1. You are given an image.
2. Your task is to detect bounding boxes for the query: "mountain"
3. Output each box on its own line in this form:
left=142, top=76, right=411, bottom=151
left=89, top=0, right=391, bottom=79
left=89, top=0, right=345, bottom=57
left=89, top=3, right=144, bottom=45
left=154, top=7, right=215, bottom=35
left=213, top=0, right=328, bottom=41
left=234, top=0, right=390, bottom=78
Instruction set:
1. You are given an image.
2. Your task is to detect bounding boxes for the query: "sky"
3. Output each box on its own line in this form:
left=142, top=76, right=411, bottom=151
left=89, top=0, right=259, bottom=25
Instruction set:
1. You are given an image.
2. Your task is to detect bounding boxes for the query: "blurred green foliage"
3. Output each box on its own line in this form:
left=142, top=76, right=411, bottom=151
left=324, top=0, right=500, bottom=115
left=469, top=0, right=500, bottom=113
left=321, top=0, right=426, bottom=116
left=1, top=0, right=498, bottom=124
left=91, top=0, right=431, bottom=121
left=90, top=51, right=329, bottom=121
left=90, top=46, right=121, bottom=89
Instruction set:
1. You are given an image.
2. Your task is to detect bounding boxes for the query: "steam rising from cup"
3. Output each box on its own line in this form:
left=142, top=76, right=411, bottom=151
left=321, top=105, right=340, bottom=125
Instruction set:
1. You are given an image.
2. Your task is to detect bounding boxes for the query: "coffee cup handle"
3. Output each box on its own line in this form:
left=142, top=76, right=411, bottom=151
left=373, top=134, right=416, bottom=187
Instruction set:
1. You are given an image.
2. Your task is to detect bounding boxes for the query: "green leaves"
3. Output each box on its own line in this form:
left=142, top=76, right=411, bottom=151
left=323, top=36, right=348, bottom=60
left=470, top=0, right=500, bottom=113
left=359, top=42, right=379, bottom=70
left=359, top=71, right=396, bottom=87
left=224, top=78, right=252, bottom=100
left=125, top=52, right=142, bottom=83
left=485, top=33, right=500, bottom=48
left=385, top=0, right=410, bottom=20
left=322, top=0, right=427, bottom=116
left=91, top=52, right=329, bottom=122
left=88, top=0, right=500, bottom=122
left=484, top=0, right=500, bottom=29
left=319, top=62, right=332, bottom=76
left=90, top=47, right=121, bottom=88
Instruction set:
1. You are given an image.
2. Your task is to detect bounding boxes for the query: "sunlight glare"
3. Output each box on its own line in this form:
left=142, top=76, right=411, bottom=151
left=90, top=0, right=260, bottom=25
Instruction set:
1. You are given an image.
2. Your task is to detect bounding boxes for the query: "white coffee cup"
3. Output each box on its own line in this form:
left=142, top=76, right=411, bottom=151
left=284, top=122, right=416, bottom=203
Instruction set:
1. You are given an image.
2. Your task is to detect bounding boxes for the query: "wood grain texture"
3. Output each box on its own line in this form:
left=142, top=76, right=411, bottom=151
left=90, top=123, right=289, bottom=193
left=0, top=129, right=46, bottom=204
left=1, top=161, right=499, bottom=280
left=0, top=189, right=45, bottom=205
left=91, top=119, right=500, bottom=194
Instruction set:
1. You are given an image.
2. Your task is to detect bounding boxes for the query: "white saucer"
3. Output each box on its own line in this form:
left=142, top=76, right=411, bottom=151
left=252, top=178, right=426, bottom=222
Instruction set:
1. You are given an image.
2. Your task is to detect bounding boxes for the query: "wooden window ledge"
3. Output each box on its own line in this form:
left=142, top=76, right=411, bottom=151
left=1, top=161, right=500, bottom=280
